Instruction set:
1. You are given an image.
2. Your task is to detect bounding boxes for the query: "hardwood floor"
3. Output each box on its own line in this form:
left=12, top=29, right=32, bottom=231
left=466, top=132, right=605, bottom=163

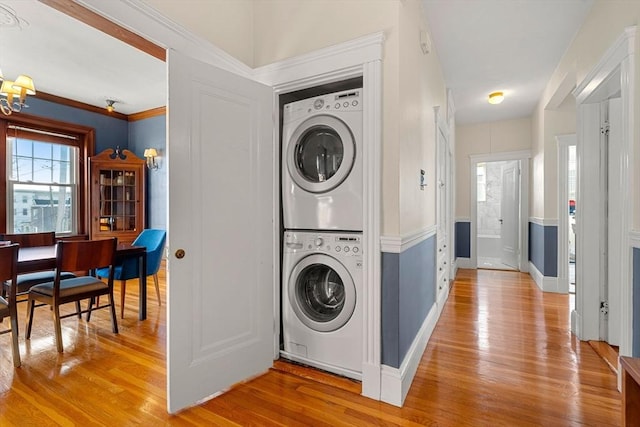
left=0, top=267, right=620, bottom=425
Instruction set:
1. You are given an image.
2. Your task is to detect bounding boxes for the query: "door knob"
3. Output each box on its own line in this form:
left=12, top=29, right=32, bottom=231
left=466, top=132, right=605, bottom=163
left=175, top=249, right=186, bottom=259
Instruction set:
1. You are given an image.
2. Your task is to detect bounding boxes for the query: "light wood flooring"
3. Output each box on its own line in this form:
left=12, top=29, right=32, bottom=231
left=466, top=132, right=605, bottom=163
left=0, top=267, right=620, bottom=425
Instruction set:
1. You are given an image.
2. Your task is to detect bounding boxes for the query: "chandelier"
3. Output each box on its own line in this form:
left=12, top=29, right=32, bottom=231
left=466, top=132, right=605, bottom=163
left=0, top=70, right=36, bottom=115
left=0, top=4, right=35, bottom=116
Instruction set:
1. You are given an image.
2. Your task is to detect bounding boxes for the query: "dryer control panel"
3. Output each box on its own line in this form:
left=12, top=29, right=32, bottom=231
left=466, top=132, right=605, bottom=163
left=284, top=231, right=362, bottom=256
left=283, top=88, right=363, bottom=124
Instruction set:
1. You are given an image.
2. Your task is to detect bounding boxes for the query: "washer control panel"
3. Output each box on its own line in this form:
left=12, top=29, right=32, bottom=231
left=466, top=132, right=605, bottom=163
left=284, top=231, right=362, bottom=256
left=283, top=88, right=363, bottom=123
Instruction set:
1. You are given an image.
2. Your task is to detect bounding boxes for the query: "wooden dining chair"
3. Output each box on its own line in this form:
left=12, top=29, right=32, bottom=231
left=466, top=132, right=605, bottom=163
left=0, top=244, right=21, bottom=367
left=0, top=232, right=76, bottom=299
left=25, top=238, right=119, bottom=353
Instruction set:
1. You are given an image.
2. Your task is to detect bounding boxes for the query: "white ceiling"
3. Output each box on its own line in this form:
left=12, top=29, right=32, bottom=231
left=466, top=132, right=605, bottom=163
left=422, top=0, right=594, bottom=124
left=0, top=0, right=166, bottom=115
left=1, top=1, right=593, bottom=122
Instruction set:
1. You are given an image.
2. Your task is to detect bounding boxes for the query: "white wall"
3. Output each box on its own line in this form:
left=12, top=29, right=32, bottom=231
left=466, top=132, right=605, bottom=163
left=397, top=0, right=446, bottom=234
left=455, top=118, right=532, bottom=218
left=141, top=0, right=255, bottom=67
left=253, top=0, right=402, bottom=236
left=536, top=0, right=640, bottom=227
left=139, top=0, right=448, bottom=237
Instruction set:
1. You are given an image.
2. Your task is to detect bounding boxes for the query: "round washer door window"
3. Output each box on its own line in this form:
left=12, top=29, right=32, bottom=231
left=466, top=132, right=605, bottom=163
left=286, top=115, right=355, bottom=193
left=288, top=254, right=356, bottom=332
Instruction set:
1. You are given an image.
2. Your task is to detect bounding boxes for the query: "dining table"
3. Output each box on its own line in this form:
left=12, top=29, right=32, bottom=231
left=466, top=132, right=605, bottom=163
left=17, top=243, right=149, bottom=320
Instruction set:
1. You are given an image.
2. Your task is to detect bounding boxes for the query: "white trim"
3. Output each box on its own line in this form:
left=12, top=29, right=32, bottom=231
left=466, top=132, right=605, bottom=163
left=469, top=149, right=531, bottom=163
left=380, top=304, right=438, bottom=407
left=362, top=59, right=384, bottom=400
left=528, top=261, right=560, bottom=293
left=470, top=151, right=530, bottom=272
left=573, top=26, right=635, bottom=355
left=456, top=257, right=473, bottom=269
left=573, top=27, right=636, bottom=103
left=455, top=217, right=471, bottom=223
left=253, top=32, right=385, bottom=87
left=557, top=134, right=576, bottom=296
left=77, top=0, right=253, bottom=77
left=380, top=225, right=437, bottom=253
left=529, top=217, right=559, bottom=226
left=630, top=230, right=640, bottom=248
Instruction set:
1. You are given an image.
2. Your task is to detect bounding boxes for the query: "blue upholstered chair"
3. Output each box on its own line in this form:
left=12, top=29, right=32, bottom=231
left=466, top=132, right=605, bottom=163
left=96, top=229, right=166, bottom=318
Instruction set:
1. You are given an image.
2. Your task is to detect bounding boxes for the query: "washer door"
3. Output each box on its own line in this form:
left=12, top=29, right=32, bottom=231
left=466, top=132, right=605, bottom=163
left=288, top=254, right=356, bottom=332
left=286, top=115, right=355, bottom=193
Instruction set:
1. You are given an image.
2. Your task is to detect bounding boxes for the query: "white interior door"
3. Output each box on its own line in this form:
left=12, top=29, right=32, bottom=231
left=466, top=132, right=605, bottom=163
left=166, top=49, right=274, bottom=413
left=605, top=97, right=622, bottom=345
left=500, top=162, right=519, bottom=269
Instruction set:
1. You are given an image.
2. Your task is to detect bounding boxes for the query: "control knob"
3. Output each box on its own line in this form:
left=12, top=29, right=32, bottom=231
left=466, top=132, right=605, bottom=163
left=315, top=237, right=324, bottom=247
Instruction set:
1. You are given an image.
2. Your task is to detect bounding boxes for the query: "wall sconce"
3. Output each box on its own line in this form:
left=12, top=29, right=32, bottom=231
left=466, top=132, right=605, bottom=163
left=143, top=148, right=159, bottom=170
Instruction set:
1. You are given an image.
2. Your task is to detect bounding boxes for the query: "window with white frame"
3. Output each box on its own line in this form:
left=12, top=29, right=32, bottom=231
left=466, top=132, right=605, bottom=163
left=7, top=126, right=80, bottom=234
left=477, top=162, right=487, bottom=202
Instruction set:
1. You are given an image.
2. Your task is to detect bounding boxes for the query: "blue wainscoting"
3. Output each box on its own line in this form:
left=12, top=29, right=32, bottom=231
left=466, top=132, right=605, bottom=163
left=455, top=221, right=471, bottom=259
left=381, top=234, right=436, bottom=368
left=634, top=247, right=640, bottom=357
left=529, top=222, right=558, bottom=277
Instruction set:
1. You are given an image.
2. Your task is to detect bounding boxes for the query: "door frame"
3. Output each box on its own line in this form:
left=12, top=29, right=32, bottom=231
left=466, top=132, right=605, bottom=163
left=254, top=34, right=384, bottom=400
left=556, top=134, right=576, bottom=295
left=572, top=26, right=635, bottom=360
left=469, top=150, right=531, bottom=271
left=435, top=106, right=452, bottom=308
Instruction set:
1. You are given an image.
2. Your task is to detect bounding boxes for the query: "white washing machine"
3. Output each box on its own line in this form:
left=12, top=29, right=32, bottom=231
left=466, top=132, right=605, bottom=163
left=281, top=230, right=363, bottom=380
left=282, top=89, right=363, bottom=231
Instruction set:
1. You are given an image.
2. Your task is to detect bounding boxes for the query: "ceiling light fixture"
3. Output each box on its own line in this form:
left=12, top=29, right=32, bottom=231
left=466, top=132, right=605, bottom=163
left=488, top=91, right=504, bottom=105
left=105, top=99, right=116, bottom=113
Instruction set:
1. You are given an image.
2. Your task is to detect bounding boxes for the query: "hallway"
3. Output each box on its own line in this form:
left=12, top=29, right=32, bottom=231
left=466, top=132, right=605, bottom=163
left=410, top=269, right=620, bottom=425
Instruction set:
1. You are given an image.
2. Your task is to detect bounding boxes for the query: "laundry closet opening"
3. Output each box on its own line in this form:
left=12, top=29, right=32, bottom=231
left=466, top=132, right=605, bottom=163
left=475, top=160, right=520, bottom=270
left=277, top=77, right=365, bottom=382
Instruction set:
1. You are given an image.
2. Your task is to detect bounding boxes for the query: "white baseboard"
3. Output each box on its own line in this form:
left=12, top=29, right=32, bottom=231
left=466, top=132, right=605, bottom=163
left=456, top=257, right=473, bottom=269
left=436, top=285, right=450, bottom=317
left=361, top=362, right=381, bottom=400
left=528, top=261, right=560, bottom=293
left=380, top=303, right=438, bottom=407
left=571, top=309, right=580, bottom=338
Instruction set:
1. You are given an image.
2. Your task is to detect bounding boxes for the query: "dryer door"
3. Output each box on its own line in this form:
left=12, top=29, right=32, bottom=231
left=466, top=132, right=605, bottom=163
left=289, top=253, right=356, bottom=332
left=286, top=115, right=355, bottom=193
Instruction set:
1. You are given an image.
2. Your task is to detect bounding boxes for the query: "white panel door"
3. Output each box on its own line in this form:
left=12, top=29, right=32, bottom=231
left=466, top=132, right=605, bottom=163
left=606, top=97, right=622, bottom=345
left=166, top=49, right=274, bottom=413
left=500, top=162, right=519, bottom=269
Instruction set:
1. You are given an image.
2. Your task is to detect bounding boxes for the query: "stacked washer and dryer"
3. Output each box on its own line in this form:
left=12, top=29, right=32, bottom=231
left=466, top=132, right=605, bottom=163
left=281, top=89, right=364, bottom=380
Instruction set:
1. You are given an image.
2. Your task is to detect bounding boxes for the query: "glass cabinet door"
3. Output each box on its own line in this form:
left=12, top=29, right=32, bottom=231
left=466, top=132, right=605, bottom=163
left=98, top=168, right=138, bottom=232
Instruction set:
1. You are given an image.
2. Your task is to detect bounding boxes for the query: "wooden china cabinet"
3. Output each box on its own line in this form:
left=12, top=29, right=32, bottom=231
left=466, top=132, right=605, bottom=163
left=89, top=148, right=145, bottom=244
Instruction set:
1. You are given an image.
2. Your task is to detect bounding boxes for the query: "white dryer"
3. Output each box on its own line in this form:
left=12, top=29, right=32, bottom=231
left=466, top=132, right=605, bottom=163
left=282, top=89, right=363, bottom=231
left=281, top=230, right=363, bottom=380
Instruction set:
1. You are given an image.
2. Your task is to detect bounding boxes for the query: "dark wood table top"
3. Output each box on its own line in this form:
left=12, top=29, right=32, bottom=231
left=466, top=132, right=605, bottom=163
left=18, top=244, right=146, bottom=274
